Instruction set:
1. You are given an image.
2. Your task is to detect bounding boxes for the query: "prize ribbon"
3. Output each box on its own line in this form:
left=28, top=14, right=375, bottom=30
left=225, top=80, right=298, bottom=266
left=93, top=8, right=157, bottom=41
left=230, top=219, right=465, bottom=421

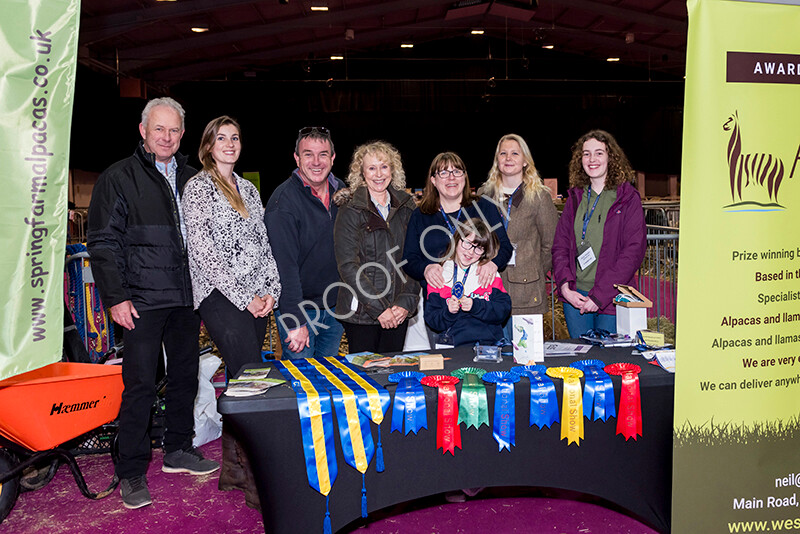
left=274, top=360, right=338, bottom=496
left=421, top=375, right=462, bottom=455
left=604, top=363, right=643, bottom=441
left=307, top=359, right=374, bottom=475
left=388, top=371, right=427, bottom=435
left=510, top=365, right=559, bottom=429
left=323, top=357, right=391, bottom=473
left=450, top=367, right=489, bottom=429
left=571, top=359, right=616, bottom=422
left=546, top=367, right=585, bottom=446
left=482, top=371, right=520, bottom=452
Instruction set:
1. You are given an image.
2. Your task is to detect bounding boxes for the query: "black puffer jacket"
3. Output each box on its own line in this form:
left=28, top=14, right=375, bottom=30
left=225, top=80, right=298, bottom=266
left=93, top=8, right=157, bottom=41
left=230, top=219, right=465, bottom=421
left=87, top=142, right=197, bottom=312
left=333, top=186, right=419, bottom=324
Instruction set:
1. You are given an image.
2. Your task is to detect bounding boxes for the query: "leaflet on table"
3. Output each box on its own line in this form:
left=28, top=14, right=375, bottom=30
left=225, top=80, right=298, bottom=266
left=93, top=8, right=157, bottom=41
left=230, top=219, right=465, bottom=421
left=642, top=349, right=675, bottom=373
left=543, top=342, right=593, bottom=356
left=345, top=351, right=426, bottom=368
left=225, top=378, right=286, bottom=397
left=237, top=367, right=271, bottom=380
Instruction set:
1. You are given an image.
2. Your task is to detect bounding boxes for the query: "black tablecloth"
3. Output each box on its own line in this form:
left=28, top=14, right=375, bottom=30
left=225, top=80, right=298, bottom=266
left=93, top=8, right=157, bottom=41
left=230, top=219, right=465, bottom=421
left=218, top=345, right=673, bottom=534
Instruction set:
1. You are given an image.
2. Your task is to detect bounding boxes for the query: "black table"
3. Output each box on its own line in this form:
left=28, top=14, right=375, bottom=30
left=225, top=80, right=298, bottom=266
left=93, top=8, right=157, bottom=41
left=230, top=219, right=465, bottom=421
left=217, top=346, right=673, bottom=534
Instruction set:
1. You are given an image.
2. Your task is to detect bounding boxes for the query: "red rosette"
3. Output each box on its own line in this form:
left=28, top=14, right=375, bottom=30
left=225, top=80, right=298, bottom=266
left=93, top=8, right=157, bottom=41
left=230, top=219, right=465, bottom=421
left=604, top=363, right=642, bottom=440
left=421, top=375, right=462, bottom=455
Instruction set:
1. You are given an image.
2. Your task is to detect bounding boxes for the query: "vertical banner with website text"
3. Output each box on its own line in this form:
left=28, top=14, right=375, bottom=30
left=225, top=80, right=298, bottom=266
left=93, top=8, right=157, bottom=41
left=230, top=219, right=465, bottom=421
left=0, top=1, right=80, bottom=380
left=674, top=0, right=800, bottom=531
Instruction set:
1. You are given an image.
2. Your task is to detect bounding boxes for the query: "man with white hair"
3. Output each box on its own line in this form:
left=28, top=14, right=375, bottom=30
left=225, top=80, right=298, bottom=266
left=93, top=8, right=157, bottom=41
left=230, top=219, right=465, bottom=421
left=88, top=97, right=218, bottom=510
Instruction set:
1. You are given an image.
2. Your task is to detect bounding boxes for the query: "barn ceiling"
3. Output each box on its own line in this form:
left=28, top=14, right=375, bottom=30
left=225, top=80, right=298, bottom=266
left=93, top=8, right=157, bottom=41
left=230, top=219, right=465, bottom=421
left=78, top=0, right=688, bottom=87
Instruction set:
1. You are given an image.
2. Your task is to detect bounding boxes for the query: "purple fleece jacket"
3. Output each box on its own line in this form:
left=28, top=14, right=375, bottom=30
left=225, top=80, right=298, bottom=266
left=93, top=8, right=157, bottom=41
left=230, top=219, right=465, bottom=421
left=551, top=181, right=646, bottom=315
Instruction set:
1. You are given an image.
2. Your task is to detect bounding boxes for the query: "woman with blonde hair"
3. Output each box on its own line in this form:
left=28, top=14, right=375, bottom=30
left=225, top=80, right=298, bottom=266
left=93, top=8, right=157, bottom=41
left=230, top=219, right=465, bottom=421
left=333, top=141, right=419, bottom=353
left=551, top=129, right=646, bottom=337
left=182, top=115, right=281, bottom=377
left=479, top=133, right=558, bottom=340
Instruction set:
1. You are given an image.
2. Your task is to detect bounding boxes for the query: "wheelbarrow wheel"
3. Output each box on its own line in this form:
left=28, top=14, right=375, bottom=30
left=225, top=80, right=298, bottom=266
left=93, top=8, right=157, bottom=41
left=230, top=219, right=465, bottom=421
left=0, top=448, right=20, bottom=524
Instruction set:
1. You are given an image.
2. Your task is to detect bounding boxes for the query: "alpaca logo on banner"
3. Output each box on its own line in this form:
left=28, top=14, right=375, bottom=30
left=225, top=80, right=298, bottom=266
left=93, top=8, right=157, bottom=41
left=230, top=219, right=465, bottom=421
left=722, top=110, right=798, bottom=212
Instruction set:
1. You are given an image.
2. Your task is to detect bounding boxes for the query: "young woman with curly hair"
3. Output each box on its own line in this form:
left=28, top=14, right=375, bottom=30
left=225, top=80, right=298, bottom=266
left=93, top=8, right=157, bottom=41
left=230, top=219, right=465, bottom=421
left=551, top=129, right=647, bottom=337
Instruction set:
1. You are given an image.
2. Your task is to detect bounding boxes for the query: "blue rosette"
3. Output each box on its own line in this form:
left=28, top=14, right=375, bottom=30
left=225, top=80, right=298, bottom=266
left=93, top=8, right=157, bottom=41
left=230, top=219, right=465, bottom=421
left=387, top=371, right=428, bottom=434
left=571, top=359, right=616, bottom=422
left=510, top=365, right=559, bottom=429
left=482, top=371, right=521, bottom=452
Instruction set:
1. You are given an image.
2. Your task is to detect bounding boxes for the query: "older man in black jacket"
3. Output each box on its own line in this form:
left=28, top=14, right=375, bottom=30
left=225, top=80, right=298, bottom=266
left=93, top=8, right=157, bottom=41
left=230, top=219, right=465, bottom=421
left=88, top=97, right=218, bottom=510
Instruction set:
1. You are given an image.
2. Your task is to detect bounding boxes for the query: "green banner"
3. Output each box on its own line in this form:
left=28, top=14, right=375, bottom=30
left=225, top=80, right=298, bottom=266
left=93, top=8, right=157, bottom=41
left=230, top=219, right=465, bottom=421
left=0, top=1, right=80, bottom=380
left=674, top=0, right=800, bottom=531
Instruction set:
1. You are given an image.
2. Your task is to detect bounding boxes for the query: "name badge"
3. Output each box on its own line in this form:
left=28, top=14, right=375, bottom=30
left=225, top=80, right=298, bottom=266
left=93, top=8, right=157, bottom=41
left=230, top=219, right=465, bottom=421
left=577, top=245, right=597, bottom=271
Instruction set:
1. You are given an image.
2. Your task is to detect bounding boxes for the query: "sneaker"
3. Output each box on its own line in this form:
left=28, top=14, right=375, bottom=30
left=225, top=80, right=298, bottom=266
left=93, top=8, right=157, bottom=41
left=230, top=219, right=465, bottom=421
left=120, top=475, right=152, bottom=509
left=162, top=447, right=220, bottom=475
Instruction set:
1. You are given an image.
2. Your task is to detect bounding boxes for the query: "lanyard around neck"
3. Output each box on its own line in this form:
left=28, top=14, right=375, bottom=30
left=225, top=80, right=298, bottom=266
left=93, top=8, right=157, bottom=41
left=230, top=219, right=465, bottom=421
left=439, top=206, right=462, bottom=234
left=581, top=187, right=602, bottom=241
left=503, top=184, right=521, bottom=229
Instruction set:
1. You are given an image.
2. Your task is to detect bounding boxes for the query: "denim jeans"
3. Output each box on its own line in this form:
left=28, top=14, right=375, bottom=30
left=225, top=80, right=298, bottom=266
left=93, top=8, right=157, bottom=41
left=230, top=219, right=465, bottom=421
left=274, top=308, right=344, bottom=359
left=562, top=289, right=617, bottom=338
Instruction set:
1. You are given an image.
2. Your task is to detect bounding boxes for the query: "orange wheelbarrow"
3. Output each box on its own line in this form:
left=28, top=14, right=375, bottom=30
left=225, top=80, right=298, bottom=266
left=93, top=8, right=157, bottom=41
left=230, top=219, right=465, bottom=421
left=0, top=362, right=124, bottom=523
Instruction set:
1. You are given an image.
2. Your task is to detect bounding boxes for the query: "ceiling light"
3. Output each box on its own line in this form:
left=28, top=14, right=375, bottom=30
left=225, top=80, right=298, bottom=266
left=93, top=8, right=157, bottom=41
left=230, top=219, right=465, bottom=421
left=606, top=57, right=620, bottom=62
left=471, top=29, right=485, bottom=35
left=310, top=5, right=328, bottom=11
left=542, top=44, right=554, bottom=50
left=401, top=43, right=414, bottom=49
left=191, top=26, right=209, bottom=33
left=330, top=55, right=343, bottom=60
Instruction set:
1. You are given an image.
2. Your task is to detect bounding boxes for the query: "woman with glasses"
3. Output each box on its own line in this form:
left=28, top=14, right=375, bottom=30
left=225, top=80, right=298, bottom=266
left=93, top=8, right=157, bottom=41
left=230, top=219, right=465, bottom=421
left=478, top=134, right=558, bottom=341
left=402, top=151, right=512, bottom=347
left=182, top=116, right=281, bottom=378
left=425, top=218, right=511, bottom=346
left=332, top=141, right=420, bottom=353
left=551, top=130, right=646, bottom=338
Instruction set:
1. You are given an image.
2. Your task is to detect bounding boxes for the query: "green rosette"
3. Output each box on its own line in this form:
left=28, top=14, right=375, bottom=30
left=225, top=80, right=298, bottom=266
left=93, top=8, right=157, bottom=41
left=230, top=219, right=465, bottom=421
left=451, top=367, right=489, bottom=429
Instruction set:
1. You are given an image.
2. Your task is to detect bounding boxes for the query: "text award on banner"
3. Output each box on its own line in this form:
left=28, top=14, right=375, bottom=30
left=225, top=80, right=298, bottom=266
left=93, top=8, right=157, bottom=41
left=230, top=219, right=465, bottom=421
left=0, top=0, right=80, bottom=380
left=673, top=0, right=800, bottom=532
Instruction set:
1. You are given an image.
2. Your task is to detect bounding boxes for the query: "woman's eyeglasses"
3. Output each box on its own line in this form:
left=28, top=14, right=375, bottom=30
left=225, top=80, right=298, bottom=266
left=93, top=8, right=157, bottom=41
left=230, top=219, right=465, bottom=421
left=436, top=169, right=465, bottom=179
left=459, top=239, right=485, bottom=254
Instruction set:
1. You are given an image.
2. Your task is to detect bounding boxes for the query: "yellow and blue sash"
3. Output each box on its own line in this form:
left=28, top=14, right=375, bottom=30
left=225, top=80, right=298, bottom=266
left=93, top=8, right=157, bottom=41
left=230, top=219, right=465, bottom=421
left=274, top=360, right=338, bottom=497
left=322, top=357, right=391, bottom=471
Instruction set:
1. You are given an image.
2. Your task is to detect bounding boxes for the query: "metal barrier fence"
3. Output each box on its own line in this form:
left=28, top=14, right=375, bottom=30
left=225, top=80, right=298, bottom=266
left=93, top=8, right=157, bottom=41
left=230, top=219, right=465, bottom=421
left=638, top=225, right=679, bottom=332
left=545, top=223, right=679, bottom=339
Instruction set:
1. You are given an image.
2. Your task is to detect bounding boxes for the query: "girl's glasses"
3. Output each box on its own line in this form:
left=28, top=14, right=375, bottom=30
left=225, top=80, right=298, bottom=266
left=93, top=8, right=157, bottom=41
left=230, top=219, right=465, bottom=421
left=459, top=239, right=485, bottom=254
left=436, top=169, right=465, bottom=179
